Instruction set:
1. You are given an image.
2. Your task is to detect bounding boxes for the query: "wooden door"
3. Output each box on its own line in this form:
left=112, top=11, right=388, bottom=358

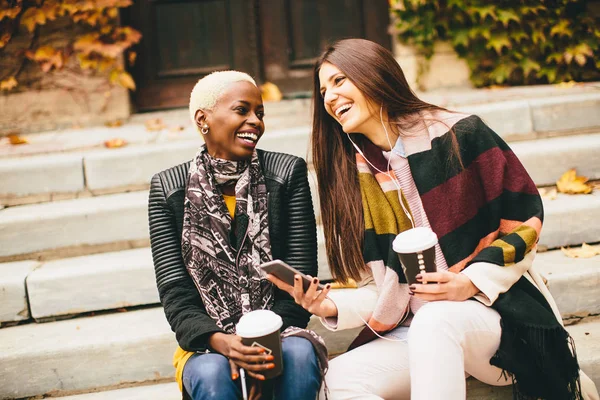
left=125, top=0, right=391, bottom=110
left=259, top=0, right=391, bottom=94
left=125, top=0, right=261, bottom=111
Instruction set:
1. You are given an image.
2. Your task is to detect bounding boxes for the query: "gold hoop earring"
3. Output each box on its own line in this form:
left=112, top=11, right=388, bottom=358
left=201, top=124, right=209, bottom=135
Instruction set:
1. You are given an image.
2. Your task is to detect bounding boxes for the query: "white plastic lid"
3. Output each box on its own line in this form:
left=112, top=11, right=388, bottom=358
left=392, top=227, right=438, bottom=253
left=235, top=310, right=283, bottom=338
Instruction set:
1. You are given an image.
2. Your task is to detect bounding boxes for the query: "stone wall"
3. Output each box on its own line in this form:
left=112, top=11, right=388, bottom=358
left=0, top=17, right=131, bottom=136
left=393, top=38, right=472, bottom=92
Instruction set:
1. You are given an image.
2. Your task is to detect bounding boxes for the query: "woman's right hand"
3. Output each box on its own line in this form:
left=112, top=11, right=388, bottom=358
left=208, top=332, right=274, bottom=381
left=267, top=274, right=338, bottom=318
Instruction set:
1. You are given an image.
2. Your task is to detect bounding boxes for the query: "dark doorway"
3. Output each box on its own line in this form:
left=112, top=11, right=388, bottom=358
left=125, top=0, right=390, bottom=111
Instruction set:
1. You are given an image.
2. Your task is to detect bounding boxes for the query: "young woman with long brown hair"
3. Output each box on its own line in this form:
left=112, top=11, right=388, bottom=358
left=267, top=39, right=598, bottom=400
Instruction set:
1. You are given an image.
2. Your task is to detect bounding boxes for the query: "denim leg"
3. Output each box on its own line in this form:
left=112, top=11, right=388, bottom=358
left=182, top=353, right=240, bottom=400
left=274, top=336, right=321, bottom=400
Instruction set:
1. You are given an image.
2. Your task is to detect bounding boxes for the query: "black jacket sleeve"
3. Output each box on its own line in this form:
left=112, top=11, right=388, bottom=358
left=270, top=157, right=317, bottom=330
left=148, top=173, right=223, bottom=351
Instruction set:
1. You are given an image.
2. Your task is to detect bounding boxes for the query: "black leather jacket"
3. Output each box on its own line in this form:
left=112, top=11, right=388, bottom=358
left=148, top=150, right=317, bottom=351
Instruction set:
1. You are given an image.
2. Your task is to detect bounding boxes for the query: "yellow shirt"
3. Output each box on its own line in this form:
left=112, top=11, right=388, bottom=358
left=173, top=194, right=236, bottom=391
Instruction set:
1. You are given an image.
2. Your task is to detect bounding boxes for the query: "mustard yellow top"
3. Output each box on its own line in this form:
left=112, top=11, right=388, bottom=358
left=173, top=194, right=236, bottom=392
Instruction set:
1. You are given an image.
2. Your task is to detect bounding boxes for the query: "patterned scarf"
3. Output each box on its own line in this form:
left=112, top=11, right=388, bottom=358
left=182, top=146, right=330, bottom=395
left=354, top=116, right=582, bottom=400
left=182, top=145, right=273, bottom=333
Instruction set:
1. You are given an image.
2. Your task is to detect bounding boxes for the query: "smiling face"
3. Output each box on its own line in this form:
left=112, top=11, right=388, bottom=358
left=318, top=62, right=378, bottom=134
left=195, top=80, right=265, bottom=161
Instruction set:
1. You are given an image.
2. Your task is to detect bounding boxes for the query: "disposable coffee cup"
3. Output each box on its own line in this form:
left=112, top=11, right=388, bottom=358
left=235, top=310, right=283, bottom=379
left=392, top=227, right=438, bottom=285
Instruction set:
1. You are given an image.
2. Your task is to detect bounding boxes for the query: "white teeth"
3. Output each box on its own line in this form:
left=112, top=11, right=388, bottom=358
left=335, top=104, right=352, bottom=117
left=237, top=132, right=258, bottom=141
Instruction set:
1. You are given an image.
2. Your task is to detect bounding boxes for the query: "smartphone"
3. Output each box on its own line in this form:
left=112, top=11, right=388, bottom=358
left=260, top=259, right=325, bottom=292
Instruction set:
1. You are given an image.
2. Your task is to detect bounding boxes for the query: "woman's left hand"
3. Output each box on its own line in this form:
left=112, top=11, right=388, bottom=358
left=409, top=271, right=479, bottom=302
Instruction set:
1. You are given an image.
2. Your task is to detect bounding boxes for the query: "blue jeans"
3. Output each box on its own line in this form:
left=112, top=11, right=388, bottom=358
left=183, top=336, right=321, bottom=400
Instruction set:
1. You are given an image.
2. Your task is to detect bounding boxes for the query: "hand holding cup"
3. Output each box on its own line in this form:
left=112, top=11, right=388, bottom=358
left=208, top=332, right=275, bottom=381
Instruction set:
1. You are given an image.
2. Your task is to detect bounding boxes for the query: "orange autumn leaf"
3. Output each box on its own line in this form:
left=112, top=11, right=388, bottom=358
left=20, top=8, right=47, bottom=32
left=0, top=32, right=12, bottom=49
left=561, top=243, right=600, bottom=259
left=117, top=71, right=135, bottom=90
left=26, top=46, right=65, bottom=72
left=145, top=118, right=166, bottom=131
left=0, top=6, right=22, bottom=21
left=8, top=134, right=28, bottom=145
left=260, top=82, right=282, bottom=102
left=127, top=51, right=137, bottom=66
left=556, top=169, right=593, bottom=194
left=0, top=76, right=18, bottom=91
left=105, top=119, right=123, bottom=128
left=169, top=125, right=185, bottom=132
left=104, top=138, right=127, bottom=148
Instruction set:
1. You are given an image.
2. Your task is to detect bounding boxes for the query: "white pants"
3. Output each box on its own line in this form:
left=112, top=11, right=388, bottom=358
left=320, top=300, right=510, bottom=400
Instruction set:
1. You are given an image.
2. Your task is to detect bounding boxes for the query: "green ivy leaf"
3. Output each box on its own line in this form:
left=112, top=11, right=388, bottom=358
left=550, top=20, right=573, bottom=38
left=531, top=30, right=546, bottom=45
left=564, top=43, right=594, bottom=66
left=469, top=6, right=497, bottom=21
left=496, top=10, right=520, bottom=27
left=489, top=63, right=516, bottom=84
left=468, top=26, right=492, bottom=40
left=520, top=6, right=545, bottom=15
left=538, top=68, right=558, bottom=83
left=546, top=53, right=563, bottom=64
left=520, top=58, right=542, bottom=76
left=511, top=30, right=529, bottom=43
left=452, top=29, right=470, bottom=47
left=487, top=33, right=512, bottom=54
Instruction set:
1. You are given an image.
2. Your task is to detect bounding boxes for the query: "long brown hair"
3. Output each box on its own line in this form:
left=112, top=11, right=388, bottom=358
left=311, top=38, right=460, bottom=283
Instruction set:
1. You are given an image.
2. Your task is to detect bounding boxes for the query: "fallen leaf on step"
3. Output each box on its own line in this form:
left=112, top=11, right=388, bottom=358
left=8, top=134, right=28, bottom=145
left=169, top=125, right=185, bottom=132
left=260, top=82, right=283, bottom=102
left=105, top=119, right=124, bottom=128
left=145, top=118, right=166, bottom=131
left=557, top=81, right=577, bottom=88
left=104, top=138, right=127, bottom=148
left=556, top=169, right=592, bottom=194
left=561, top=243, right=600, bottom=258
left=538, top=187, right=557, bottom=200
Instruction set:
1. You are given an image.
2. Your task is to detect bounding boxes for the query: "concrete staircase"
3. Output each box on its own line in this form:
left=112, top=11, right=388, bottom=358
left=1, top=83, right=600, bottom=399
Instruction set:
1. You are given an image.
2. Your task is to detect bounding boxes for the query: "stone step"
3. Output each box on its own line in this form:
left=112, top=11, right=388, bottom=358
left=510, top=132, right=600, bottom=187
left=2, top=224, right=598, bottom=327
left=26, top=248, right=159, bottom=320
left=540, top=190, right=600, bottom=250
left=1, top=307, right=598, bottom=399
left=3, top=128, right=600, bottom=208
left=2, top=90, right=599, bottom=206
left=48, top=379, right=511, bottom=400
left=0, top=191, right=149, bottom=260
left=0, top=308, right=175, bottom=400
left=1, top=173, right=599, bottom=260
left=52, top=382, right=180, bottom=400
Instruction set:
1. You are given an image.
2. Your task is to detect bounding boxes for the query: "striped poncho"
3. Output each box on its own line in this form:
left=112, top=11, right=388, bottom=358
left=356, top=114, right=581, bottom=400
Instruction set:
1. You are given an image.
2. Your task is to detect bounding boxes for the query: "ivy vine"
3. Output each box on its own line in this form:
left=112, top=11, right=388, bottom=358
left=390, top=0, right=600, bottom=87
left=0, top=0, right=141, bottom=92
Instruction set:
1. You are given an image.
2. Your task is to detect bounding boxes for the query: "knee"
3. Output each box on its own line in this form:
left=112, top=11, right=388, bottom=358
left=408, top=301, right=459, bottom=339
left=282, top=337, right=318, bottom=369
left=183, top=353, right=231, bottom=395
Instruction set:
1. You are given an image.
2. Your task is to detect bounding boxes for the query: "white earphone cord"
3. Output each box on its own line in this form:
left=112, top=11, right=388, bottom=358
left=337, top=105, right=414, bottom=342
left=345, top=105, right=414, bottom=229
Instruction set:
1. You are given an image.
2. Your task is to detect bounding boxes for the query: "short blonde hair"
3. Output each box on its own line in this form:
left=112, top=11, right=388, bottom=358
left=189, top=70, right=257, bottom=123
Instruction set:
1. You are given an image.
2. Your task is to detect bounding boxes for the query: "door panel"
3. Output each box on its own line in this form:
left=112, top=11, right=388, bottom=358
left=126, top=0, right=390, bottom=109
left=125, top=0, right=260, bottom=111
left=260, top=0, right=391, bottom=94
